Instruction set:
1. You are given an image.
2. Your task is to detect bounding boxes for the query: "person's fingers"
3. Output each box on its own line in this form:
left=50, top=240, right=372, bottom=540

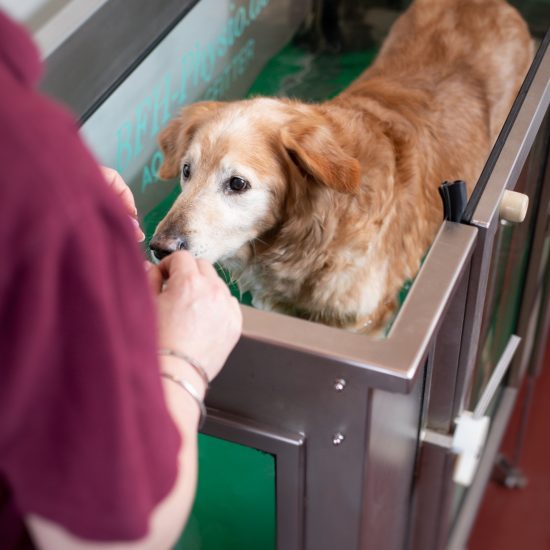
left=196, top=258, right=227, bottom=287
left=116, top=184, right=138, bottom=217
left=100, top=166, right=145, bottom=242
left=229, top=297, right=243, bottom=327
left=145, top=262, right=163, bottom=294
left=158, top=250, right=200, bottom=281
left=195, top=258, right=217, bottom=277
left=100, top=166, right=117, bottom=185
left=130, top=217, right=146, bottom=242
left=100, top=166, right=138, bottom=217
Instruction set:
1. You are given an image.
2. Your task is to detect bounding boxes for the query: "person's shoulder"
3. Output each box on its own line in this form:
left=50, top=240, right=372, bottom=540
left=0, top=63, right=127, bottom=251
left=0, top=64, right=81, bottom=191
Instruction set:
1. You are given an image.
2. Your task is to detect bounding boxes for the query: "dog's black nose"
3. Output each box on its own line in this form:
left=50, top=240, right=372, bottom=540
left=150, top=245, right=172, bottom=261
left=149, top=236, right=188, bottom=261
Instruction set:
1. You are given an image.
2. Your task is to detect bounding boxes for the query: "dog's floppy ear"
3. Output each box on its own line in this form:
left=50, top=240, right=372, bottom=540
left=281, top=114, right=361, bottom=194
left=157, top=101, right=223, bottom=179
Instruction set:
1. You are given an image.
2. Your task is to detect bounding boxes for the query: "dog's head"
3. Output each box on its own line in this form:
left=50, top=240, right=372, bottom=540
left=149, top=98, right=361, bottom=264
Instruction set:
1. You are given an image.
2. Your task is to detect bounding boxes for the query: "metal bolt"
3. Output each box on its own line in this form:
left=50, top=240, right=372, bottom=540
left=334, top=378, right=347, bottom=392
left=332, top=433, right=345, bottom=446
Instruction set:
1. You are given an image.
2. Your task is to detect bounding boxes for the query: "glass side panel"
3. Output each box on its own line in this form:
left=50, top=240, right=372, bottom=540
left=175, top=434, right=276, bottom=550
left=469, top=117, right=550, bottom=409
left=81, top=0, right=309, bottom=221
left=449, top=114, right=550, bottom=533
left=447, top=4, right=550, bottom=529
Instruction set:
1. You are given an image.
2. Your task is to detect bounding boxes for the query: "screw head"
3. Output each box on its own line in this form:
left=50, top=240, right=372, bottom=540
left=334, top=378, right=346, bottom=392
left=332, top=433, right=345, bottom=446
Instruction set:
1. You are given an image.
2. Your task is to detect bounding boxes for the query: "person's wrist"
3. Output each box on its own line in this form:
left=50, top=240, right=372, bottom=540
left=158, top=348, right=210, bottom=388
left=159, top=355, right=207, bottom=400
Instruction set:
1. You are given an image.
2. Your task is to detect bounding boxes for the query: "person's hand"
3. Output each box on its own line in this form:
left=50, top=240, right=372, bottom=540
left=146, top=252, right=242, bottom=382
left=100, top=166, right=145, bottom=242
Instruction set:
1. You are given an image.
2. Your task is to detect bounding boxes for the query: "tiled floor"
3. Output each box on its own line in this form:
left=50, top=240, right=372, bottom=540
left=468, top=336, right=550, bottom=550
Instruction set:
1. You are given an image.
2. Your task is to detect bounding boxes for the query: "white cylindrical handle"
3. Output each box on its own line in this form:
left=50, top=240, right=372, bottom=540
left=500, top=190, right=529, bottom=223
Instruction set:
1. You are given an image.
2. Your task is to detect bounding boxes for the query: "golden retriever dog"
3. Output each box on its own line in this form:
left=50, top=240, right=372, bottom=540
left=150, top=0, right=532, bottom=333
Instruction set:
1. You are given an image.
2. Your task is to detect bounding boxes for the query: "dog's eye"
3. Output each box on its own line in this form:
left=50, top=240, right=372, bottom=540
left=181, top=163, right=191, bottom=180
left=228, top=176, right=249, bottom=193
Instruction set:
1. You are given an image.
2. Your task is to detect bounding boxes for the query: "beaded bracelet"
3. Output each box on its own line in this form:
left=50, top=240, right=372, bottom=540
left=158, top=348, right=210, bottom=389
left=160, top=371, right=206, bottom=429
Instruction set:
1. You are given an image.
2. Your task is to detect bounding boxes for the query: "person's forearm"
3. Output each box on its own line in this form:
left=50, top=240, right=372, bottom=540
left=147, top=354, right=207, bottom=548
left=27, top=356, right=206, bottom=550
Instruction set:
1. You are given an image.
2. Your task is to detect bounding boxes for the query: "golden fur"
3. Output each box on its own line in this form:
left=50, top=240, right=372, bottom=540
left=151, top=0, right=532, bottom=333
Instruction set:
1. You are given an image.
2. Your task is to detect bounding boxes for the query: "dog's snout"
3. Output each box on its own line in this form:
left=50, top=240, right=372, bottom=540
left=149, top=235, right=188, bottom=261
left=150, top=245, right=172, bottom=261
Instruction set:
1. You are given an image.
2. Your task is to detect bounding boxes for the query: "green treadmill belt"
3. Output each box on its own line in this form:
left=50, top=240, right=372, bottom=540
left=175, top=434, right=276, bottom=550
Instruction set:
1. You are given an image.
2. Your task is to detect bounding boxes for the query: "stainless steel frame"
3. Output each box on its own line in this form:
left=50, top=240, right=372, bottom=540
left=205, top=222, right=476, bottom=550
left=39, top=3, right=550, bottom=548
left=236, top=222, right=477, bottom=393
left=203, top=412, right=305, bottom=550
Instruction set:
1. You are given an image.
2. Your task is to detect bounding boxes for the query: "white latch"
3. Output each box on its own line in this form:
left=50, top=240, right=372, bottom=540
left=451, top=411, right=490, bottom=486
left=422, top=335, right=521, bottom=487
